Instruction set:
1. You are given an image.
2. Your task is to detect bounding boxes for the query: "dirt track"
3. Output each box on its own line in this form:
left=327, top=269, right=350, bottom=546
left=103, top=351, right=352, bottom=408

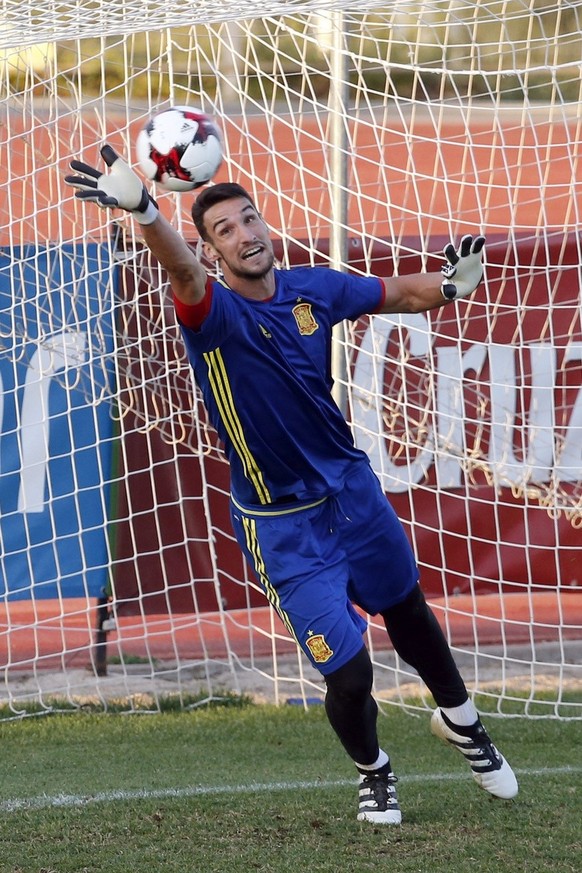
left=3, top=107, right=580, bottom=247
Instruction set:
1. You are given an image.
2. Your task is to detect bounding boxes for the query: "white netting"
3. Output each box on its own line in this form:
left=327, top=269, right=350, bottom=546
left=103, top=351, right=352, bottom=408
left=0, top=1, right=580, bottom=718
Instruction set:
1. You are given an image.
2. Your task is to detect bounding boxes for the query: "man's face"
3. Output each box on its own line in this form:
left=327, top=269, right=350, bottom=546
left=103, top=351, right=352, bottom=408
left=202, top=197, right=275, bottom=281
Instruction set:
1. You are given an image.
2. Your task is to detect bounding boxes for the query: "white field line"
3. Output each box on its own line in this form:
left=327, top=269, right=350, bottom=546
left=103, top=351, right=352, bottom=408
left=0, top=766, right=580, bottom=815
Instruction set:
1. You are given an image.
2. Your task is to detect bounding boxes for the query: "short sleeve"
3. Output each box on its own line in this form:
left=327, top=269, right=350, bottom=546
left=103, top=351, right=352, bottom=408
left=320, top=269, right=384, bottom=324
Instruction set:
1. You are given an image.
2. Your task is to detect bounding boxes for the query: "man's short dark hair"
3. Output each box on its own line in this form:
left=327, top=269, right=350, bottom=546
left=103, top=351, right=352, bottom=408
left=191, top=183, right=256, bottom=240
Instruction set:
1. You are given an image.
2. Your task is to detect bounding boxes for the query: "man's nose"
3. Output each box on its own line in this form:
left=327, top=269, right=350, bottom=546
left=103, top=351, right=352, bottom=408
left=240, top=225, right=258, bottom=241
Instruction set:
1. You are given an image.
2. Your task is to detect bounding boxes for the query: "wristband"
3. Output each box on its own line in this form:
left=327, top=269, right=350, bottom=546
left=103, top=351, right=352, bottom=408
left=134, top=200, right=159, bottom=225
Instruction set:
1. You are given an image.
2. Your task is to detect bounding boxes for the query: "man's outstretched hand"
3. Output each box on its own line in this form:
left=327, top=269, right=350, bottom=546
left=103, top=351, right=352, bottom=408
left=65, top=145, right=159, bottom=225
left=441, top=234, right=485, bottom=301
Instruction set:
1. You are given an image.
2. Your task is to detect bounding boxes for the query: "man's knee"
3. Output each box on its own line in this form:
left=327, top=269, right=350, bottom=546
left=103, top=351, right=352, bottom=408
left=324, top=646, right=373, bottom=704
left=381, top=583, right=427, bottom=624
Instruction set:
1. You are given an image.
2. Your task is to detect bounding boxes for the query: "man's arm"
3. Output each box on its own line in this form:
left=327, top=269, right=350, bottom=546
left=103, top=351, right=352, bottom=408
left=140, top=214, right=208, bottom=306
left=378, top=234, right=486, bottom=314
left=379, top=271, right=449, bottom=314
left=65, top=144, right=208, bottom=305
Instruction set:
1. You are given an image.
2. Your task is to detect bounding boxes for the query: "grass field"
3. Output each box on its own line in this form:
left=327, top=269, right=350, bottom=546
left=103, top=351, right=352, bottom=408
left=0, top=700, right=580, bottom=873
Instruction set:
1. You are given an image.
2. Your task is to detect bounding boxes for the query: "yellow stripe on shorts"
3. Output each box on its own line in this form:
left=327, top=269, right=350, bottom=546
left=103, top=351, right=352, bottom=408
left=241, top=515, right=298, bottom=644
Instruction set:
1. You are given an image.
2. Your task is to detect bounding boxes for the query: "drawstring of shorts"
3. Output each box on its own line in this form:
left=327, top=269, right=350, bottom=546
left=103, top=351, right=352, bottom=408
left=328, top=493, right=351, bottom=532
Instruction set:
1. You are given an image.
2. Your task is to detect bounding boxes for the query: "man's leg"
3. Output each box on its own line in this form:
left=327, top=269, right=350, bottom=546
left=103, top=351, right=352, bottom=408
left=324, top=645, right=401, bottom=824
left=381, top=583, right=469, bottom=708
left=323, top=644, right=379, bottom=764
left=381, top=585, right=518, bottom=799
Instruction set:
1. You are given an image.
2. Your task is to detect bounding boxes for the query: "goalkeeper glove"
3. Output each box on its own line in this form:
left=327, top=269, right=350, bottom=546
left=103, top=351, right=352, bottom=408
left=441, top=234, right=485, bottom=301
left=65, top=144, right=159, bottom=225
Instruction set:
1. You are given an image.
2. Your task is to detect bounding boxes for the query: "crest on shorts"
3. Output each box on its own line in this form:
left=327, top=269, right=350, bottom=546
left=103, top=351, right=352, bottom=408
left=292, top=301, right=319, bottom=336
left=306, top=631, right=333, bottom=663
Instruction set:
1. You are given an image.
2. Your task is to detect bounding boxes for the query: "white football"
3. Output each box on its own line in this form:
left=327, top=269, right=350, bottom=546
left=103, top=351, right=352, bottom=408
left=136, top=106, right=223, bottom=192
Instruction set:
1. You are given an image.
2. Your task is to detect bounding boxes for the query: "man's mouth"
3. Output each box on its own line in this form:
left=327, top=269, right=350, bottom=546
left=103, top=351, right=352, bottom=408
left=242, top=245, right=262, bottom=260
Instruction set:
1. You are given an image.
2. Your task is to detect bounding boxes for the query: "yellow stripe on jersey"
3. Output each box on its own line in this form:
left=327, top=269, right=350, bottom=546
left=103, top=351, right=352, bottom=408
left=203, top=349, right=271, bottom=504
left=241, top=516, right=298, bottom=645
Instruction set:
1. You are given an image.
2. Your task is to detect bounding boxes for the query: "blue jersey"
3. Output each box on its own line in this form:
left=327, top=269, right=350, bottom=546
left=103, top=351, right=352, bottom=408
left=179, top=266, right=384, bottom=506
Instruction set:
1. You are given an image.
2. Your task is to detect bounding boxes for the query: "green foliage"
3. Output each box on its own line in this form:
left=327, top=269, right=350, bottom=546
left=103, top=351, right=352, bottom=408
left=5, top=11, right=582, bottom=103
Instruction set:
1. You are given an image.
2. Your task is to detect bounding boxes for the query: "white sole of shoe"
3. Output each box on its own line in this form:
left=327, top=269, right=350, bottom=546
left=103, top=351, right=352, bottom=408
left=357, top=809, right=402, bottom=825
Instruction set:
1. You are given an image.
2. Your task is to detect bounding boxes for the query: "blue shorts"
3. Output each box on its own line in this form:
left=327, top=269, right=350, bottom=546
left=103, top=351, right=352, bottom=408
left=229, top=460, right=419, bottom=675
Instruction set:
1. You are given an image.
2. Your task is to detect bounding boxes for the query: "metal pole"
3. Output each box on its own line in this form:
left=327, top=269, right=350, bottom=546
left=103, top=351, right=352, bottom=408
left=328, top=11, right=350, bottom=412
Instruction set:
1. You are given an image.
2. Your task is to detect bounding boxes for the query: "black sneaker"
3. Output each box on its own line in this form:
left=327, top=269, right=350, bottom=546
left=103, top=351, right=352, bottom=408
left=356, top=763, right=401, bottom=824
left=431, top=708, right=518, bottom=799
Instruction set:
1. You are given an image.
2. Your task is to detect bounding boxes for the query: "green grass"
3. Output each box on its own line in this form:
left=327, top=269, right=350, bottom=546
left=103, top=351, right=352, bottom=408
left=0, top=703, right=580, bottom=873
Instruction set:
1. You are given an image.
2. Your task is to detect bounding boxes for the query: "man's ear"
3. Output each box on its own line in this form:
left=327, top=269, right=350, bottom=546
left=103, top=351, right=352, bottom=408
left=202, top=240, right=220, bottom=263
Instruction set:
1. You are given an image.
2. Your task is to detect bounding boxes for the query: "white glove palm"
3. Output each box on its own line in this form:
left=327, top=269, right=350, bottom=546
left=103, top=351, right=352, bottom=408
left=441, top=234, right=485, bottom=300
left=65, top=145, right=158, bottom=225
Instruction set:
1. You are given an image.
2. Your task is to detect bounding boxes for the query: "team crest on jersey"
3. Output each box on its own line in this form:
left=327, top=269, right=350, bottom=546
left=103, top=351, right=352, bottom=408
left=306, top=631, right=333, bottom=663
left=292, top=302, right=319, bottom=336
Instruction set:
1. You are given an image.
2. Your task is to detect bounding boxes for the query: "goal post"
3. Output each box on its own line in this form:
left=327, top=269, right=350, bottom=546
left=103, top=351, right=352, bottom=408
left=0, top=1, right=581, bottom=717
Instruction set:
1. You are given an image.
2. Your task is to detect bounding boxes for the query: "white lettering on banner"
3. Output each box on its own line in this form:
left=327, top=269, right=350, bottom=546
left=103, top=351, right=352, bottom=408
left=435, top=342, right=487, bottom=488
left=488, top=342, right=556, bottom=487
left=352, top=315, right=582, bottom=494
left=17, top=331, right=88, bottom=513
left=353, top=314, right=432, bottom=493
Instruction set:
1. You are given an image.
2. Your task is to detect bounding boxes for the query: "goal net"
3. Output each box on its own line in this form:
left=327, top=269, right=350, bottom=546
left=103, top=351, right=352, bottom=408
left=0, top=0, right=580, bottom=718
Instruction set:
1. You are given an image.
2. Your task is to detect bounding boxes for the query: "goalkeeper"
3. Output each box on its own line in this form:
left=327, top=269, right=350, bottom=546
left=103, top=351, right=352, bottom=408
left=66, top=146, right=518, bottom=825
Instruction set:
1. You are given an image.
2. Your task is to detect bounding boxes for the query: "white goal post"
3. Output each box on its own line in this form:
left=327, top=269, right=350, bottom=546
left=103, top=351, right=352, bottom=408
left=0, top=0, right=581, bottom=717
